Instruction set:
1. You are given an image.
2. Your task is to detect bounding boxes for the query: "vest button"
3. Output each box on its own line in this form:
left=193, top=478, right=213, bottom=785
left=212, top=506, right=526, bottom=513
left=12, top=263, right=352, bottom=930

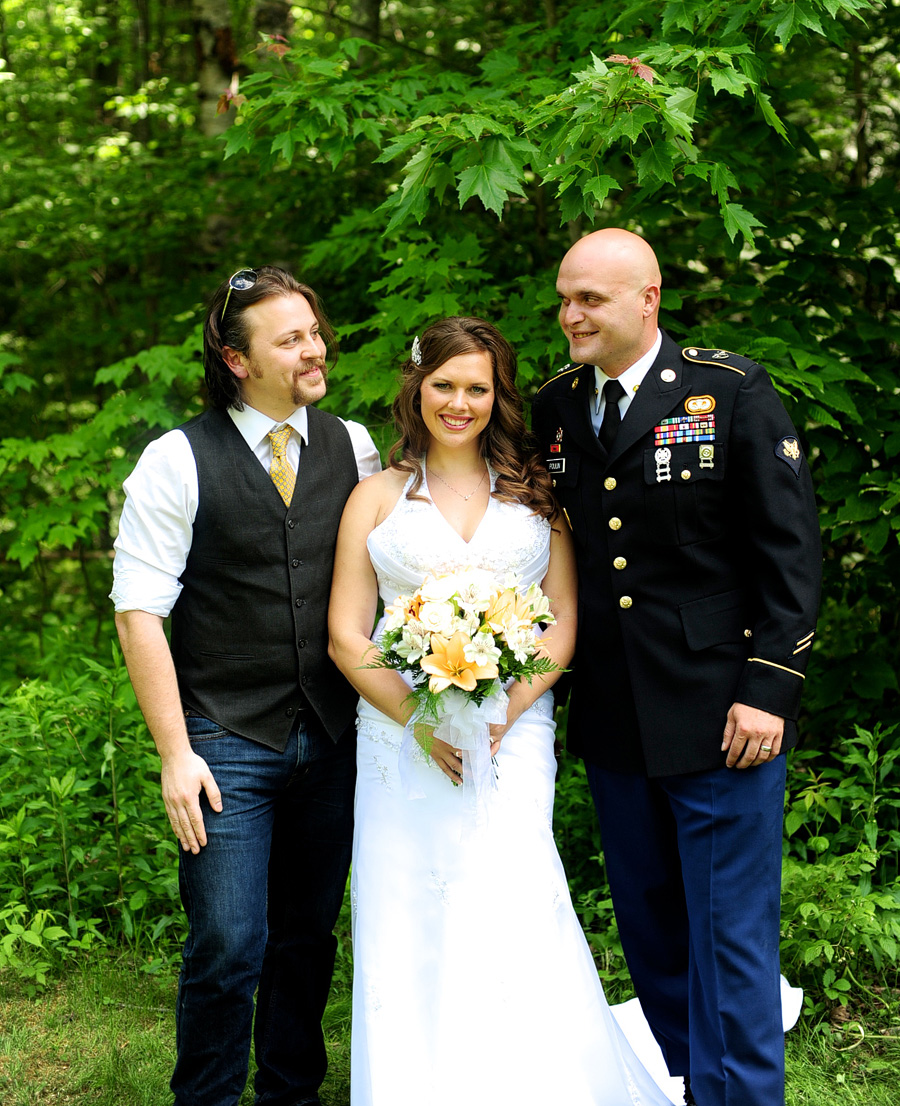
left=604, top=477, right=616, bottom=491
left=298, top=639, right=307, bottom=649
left=608, top=517, right=622, bottom=531
left=613, top=557, right=627, bottom=570
left=295, top=598, right=305, bottom=608
left=619, top=596, right=633, bottom=609
left=287, top=519, right=296, bottom=528
left=285, top=707, right=294, bottom=717
left=292, top=559, right=300, bottom=568
left=301, top=676, right=309, bottom=686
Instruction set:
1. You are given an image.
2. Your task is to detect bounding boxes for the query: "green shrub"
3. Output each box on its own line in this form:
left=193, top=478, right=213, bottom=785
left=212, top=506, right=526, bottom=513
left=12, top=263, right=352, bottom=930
left=0, top=640, right=181, bottom=978
left=780, top=724, right=900, bottom=1008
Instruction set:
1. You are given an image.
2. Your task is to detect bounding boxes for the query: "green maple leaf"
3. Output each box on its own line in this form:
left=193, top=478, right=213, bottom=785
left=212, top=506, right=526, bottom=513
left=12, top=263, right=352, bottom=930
left=722, top=202, right=765, bottom=243
left=457, top=164, right=524, bottom=217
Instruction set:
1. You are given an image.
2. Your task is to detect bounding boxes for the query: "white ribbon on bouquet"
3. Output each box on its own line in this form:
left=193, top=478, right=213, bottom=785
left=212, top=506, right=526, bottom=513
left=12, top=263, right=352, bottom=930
left=399, top=680, right=508, bottom=830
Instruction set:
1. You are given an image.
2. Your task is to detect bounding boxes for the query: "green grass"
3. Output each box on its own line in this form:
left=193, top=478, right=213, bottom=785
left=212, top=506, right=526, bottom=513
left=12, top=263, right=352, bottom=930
left=0, top=960, right=351, bottom=1106
left=0, top=958, right=897, bottom=1104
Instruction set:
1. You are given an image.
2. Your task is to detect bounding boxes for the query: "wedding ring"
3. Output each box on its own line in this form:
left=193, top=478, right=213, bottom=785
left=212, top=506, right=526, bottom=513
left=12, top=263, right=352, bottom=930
left=760, top=745, right=772, bottom=752
left=454, top=749, right=463, bottom=757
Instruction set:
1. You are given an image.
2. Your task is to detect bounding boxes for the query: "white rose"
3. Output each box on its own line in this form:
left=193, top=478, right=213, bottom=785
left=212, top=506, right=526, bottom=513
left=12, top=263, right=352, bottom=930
left=418, top=601, right=455, bottom=635
left=419, top=574, right=459, bottom=603
left=382, top=603, right=407, bottom=633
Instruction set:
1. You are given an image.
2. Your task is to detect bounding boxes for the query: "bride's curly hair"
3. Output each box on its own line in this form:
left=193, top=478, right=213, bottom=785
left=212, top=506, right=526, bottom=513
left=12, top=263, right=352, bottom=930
left=388, top=316, right=558, bottom=521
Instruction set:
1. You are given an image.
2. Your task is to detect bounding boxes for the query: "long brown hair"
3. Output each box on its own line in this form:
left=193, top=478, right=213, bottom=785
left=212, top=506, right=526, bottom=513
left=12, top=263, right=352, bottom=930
left=388, top=317, right=557, bottom=520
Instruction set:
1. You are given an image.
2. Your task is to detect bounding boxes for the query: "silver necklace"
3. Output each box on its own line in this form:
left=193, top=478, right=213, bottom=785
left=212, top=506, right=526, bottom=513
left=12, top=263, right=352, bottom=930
left=428, top=465, right=487, bottom=501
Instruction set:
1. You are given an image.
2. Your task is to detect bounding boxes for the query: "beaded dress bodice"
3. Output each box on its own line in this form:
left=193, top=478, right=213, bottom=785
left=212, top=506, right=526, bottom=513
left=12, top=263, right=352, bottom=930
left=366, top=468, right=550, bottom=611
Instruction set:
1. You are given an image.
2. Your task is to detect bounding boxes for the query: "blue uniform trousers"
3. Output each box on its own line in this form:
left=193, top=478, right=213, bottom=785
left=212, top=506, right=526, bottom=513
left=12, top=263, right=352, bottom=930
left=586, top=757, right=787, bottom=1106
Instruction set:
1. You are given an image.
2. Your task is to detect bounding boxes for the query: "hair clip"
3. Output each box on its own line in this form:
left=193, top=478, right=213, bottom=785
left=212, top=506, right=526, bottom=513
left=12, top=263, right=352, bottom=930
left=411, top=336, right=422, bottom=365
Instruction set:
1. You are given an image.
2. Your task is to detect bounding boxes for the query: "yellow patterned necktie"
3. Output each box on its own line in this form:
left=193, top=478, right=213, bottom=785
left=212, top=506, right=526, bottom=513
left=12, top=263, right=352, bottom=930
left=267, top=426, right=296, bottom=506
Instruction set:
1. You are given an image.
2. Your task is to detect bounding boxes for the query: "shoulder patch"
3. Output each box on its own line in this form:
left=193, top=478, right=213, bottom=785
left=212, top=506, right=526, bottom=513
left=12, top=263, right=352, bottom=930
left=536, top=363, right=584, bottom=395
left=682, top=346, right=757, bottom=377
left=775, top=436, right=804, bottom=476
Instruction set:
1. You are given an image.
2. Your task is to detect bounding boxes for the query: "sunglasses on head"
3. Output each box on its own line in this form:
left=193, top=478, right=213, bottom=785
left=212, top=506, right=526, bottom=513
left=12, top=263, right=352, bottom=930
left=220, top=268, right=258, bottom=321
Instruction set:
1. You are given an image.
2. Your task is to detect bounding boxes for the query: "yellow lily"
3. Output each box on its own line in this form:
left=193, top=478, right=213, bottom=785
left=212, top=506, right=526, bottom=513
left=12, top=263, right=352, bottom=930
left=420, top=632, right=499, bottom=693
left=483, top=588, right=533, bottom=633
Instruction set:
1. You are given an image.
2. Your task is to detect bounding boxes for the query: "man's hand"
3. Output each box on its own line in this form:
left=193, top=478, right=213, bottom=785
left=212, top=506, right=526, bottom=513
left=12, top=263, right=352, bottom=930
left=161, top=750, right=223, bottom=853
left=722, top=703, right=784, bottom=769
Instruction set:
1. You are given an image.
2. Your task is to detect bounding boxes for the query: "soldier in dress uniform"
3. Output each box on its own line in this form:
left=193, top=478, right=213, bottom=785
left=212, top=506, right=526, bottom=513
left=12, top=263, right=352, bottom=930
left=532, top=229, right=822, bottom=1106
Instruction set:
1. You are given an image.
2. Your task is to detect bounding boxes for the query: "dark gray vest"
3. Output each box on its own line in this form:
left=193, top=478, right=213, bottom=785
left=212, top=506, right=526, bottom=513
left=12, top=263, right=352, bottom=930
left=170, top=406, right=359, bottom=749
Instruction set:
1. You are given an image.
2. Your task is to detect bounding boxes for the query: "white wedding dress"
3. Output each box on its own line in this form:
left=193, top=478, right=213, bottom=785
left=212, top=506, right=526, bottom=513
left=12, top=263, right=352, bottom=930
left=350, top=470, right=676, bottom=1106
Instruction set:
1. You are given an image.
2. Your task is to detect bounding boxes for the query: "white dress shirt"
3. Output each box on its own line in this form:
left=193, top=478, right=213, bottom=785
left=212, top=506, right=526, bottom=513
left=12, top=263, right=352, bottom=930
left=590, top=329, right=663, bottom=438
left=110, top=404, right=381, bottom=616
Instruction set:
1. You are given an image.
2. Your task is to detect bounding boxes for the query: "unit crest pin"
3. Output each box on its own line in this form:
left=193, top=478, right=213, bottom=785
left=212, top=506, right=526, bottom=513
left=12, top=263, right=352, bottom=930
left=685, top=395, right=716, bottom=415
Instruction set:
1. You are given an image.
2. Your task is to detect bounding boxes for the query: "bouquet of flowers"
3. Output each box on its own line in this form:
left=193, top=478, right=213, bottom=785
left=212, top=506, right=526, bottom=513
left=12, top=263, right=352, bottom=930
left=367, top=568, right=561, bottom=814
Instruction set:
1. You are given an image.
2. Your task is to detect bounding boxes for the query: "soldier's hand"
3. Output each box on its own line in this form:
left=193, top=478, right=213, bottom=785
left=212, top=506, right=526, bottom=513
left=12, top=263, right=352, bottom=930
left=722, top=703, right=784, bottom=769
left=161, top=751, right=223, bottom=853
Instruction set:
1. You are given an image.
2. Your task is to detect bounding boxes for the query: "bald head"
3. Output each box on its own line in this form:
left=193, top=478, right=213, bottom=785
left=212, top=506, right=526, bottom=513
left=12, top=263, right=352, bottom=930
left=556, top=229, right=662, bottom=375
left=562, top=229, right=661, bottom=292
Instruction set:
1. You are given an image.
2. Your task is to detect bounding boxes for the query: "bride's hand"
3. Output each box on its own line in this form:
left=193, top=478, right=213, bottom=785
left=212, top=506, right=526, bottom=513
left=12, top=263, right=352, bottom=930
left=414, top=724, right=464, bottom=785
left=489, top=722, right=508, bottom=757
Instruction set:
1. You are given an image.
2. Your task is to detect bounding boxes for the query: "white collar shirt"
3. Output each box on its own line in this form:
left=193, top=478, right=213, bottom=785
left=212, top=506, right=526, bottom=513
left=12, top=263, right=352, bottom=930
left=589, top=329, right=662, bottom=437
left=231, top=402, right=310, bottom=472
left=110, top=403, right=381, bottom=617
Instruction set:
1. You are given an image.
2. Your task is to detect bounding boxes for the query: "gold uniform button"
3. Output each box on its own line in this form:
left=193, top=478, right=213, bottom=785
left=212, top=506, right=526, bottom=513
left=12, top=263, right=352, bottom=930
left=681, top=469, right=691, bottom=480
left=744, top=629, right=753, bottom=638
left=552, top=479, right=556, bottom=487
left=619, top=596, right=633, bottom=609
left=613, top=557, right=627, bottom=570
left=608, top=517, right=622, bottom=531
left=604, top=477, right=617, bottom=491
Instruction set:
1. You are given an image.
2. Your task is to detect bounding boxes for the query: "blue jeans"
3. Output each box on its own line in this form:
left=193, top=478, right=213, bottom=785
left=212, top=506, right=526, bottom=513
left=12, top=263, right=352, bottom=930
left=171, top=712, right=355, bottom=1106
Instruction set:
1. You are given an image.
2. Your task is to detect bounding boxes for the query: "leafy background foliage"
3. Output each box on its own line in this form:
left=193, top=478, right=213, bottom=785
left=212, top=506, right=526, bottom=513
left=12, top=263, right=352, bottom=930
left=1, top=0, right=898, bottom=1015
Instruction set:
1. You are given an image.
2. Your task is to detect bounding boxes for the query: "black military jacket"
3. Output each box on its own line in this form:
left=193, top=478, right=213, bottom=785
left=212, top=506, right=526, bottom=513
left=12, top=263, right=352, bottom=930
left=532, top=330, right=822, bottom=776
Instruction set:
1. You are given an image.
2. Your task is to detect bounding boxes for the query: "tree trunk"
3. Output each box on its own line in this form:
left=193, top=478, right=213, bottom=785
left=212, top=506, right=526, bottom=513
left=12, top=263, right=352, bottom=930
left=0, top=1, right=11, bottom=69
left=255, top=0, right=292, bottom=39
left=351, top=0, right=381, bottom=40
left=850, top=40, right=869, bottom=189
left=193, top=0, right=238, bottom=137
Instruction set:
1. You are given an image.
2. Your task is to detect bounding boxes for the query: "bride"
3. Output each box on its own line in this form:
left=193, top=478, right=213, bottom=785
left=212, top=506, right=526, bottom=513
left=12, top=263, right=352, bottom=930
left=328, top=317, right=675, bottom=1106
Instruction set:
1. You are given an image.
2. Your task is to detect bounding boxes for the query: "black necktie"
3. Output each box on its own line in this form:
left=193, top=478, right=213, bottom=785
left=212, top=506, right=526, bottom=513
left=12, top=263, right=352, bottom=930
left=599, top=379, right=626, bottom=452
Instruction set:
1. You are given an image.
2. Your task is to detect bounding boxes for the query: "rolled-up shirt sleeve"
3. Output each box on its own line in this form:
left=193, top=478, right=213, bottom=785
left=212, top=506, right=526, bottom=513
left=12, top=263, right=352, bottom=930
left=110, top=429, right=198, bottom=616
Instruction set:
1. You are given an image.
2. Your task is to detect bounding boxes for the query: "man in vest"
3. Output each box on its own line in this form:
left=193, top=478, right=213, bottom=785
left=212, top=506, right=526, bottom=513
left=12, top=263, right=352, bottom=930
left=111, top=266, right=381, bottom=1106
left=532, top=230, right=821, bottom=1106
